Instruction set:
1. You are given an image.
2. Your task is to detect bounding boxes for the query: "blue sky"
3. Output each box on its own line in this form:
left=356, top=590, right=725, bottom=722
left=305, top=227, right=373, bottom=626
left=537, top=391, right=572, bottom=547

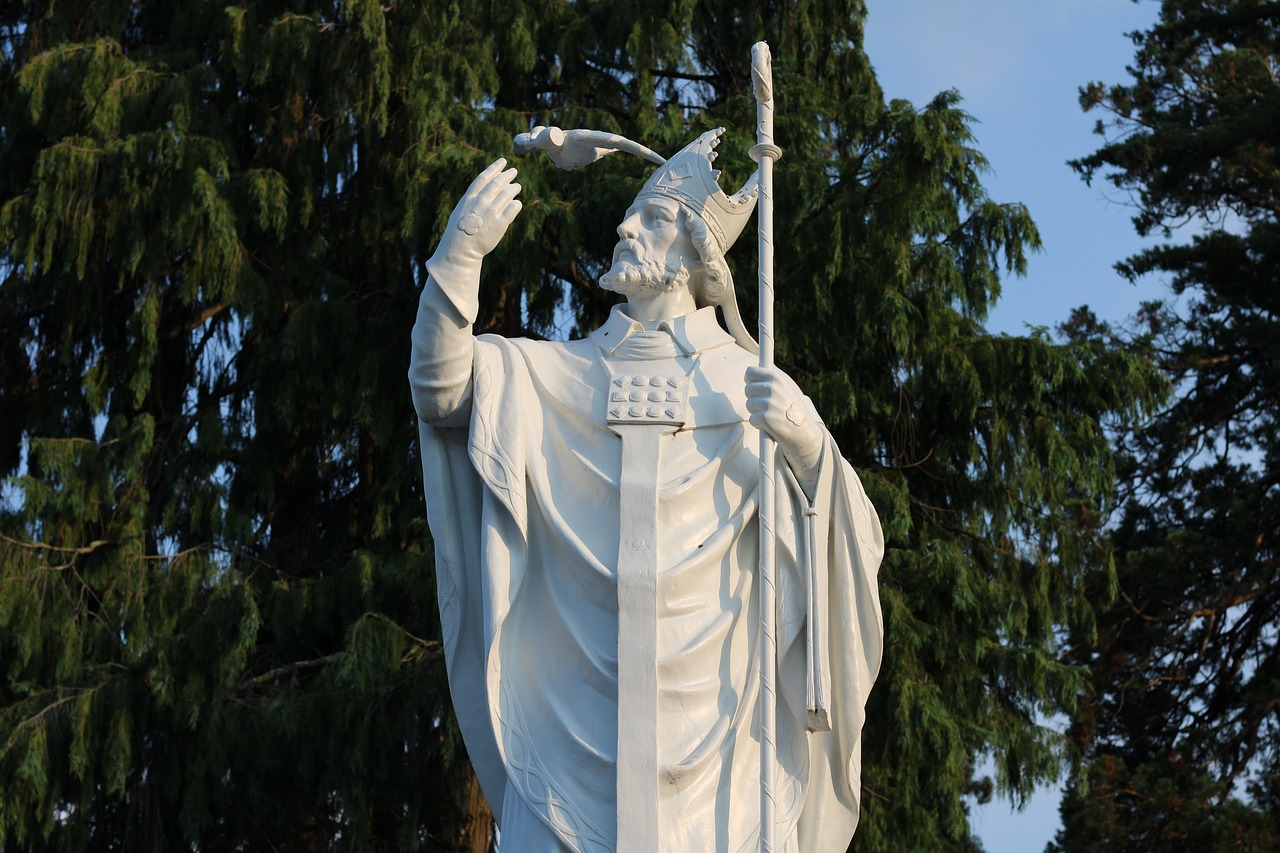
left=861, top=1, right=1162, bottom=850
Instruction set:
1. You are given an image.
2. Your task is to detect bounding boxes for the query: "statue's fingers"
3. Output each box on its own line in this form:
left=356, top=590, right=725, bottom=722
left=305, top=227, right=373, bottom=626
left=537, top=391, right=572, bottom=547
left=478, top=158, right=507, bottom=180
left=499, top=199, right=522, bottom=224
left=494, top=181, right=522, bottom=209
left=465, top=158, right=509, bottom=199
left=477, top=167, right=520, bottom=206
left=749, top=412, right=777, bottom=439
left=491, top=167, right=519, bottom=191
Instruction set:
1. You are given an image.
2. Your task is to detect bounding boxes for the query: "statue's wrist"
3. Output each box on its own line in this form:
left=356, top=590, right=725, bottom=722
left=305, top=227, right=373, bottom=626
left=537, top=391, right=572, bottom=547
left=784, top=436, right=824, bottom=502
left=425, top=247, right=483, bottom=324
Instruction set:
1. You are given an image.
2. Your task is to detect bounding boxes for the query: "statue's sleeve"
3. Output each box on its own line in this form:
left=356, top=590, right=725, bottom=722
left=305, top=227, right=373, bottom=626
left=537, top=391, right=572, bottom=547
left=415, top=333, right=537, bottom=821
left=408, top=254, right=483, bottom=428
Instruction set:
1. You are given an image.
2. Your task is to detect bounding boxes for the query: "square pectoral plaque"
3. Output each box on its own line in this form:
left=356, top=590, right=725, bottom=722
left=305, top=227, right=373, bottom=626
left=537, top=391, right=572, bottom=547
left=605, top=372, right=689, bottom=427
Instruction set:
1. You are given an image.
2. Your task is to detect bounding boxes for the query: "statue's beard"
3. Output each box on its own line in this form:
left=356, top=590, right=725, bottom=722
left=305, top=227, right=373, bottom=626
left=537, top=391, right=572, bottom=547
left=600, top=239, right=691, bottom=297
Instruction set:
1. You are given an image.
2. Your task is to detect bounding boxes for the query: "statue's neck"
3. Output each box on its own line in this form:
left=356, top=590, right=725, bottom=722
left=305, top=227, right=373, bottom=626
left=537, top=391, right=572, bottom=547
left=624, top=288, right=697, bottom=327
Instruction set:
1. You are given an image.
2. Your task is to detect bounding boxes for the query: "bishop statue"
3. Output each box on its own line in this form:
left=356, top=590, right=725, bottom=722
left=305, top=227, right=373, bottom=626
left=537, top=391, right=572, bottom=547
left=409, top=116, right=884, bottom=851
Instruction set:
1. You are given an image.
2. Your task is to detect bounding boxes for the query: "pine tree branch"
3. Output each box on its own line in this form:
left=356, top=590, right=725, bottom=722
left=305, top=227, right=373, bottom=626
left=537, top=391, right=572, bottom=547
left=238, top=655, right=341, bottom=691
left=361, top=611, right=439, bottom=654
left=1, top=533, right=115, bottom=571
left=4, top=693, right=82, bottom=749
left=0, top=532, right=113, bottom=554
left=592, top=59, right=720, bottom=84
left=166, top=303, right=228, bottom=339
left=234, top=621, right=443, bottom=695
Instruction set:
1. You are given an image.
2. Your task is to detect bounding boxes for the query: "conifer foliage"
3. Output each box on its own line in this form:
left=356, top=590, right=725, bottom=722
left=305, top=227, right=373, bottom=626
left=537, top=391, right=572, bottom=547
left=1052, top=1, right=1280, bottom=849
left=2, top=1, right=1157, bottom=850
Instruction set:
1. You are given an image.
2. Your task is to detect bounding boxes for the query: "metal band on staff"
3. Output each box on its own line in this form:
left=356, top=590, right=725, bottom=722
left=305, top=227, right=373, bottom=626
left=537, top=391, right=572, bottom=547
left=750, top=40, right=782, bottom=853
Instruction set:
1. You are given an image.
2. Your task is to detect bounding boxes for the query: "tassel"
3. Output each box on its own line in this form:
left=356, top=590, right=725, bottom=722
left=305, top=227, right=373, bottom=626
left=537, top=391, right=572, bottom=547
left=805, top=505, right=832, bottom=732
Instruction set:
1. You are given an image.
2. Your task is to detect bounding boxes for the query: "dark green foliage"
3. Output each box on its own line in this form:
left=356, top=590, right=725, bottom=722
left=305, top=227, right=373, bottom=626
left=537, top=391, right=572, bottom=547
left=1053, top=1, right=1280, bottom=850
left=1, top=1, right=1160, bottom=850
left=2, top=1, right=476, bottom=849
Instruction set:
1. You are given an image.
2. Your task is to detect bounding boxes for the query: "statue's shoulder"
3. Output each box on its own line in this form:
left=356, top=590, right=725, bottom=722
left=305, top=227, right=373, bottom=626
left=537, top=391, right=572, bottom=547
left=503, top=334, right=597, bottom=368
left=474, top=332, right=592, bottom=361
left=714, top=340, right=759, bottom=366
left=474, top=335, right=603, bottom=419
left=696, top=339, right=757, bottom=383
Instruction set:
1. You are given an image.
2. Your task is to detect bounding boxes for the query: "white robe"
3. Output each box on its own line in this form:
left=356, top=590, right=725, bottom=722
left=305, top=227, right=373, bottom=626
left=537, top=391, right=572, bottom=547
left=412, top=287, right=883, bottom=853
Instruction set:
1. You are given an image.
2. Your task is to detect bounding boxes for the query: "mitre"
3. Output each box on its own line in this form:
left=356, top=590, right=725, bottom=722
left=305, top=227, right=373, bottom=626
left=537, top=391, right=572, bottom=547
left=636, top=127, right=758, bottom=254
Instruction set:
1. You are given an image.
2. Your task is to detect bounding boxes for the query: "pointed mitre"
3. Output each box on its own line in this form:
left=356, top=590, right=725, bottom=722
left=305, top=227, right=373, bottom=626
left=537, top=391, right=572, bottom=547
left=636, top=127, right=759, bottom=253
left=634, top=127, right=760, bottom=353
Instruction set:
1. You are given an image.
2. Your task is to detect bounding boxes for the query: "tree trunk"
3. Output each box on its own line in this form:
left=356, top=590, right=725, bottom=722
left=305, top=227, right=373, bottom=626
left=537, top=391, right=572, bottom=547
left=458, top=767, right=495, bottom=853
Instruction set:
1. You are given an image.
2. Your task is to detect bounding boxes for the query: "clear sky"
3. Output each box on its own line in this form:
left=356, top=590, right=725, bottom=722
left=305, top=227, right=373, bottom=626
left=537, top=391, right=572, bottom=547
left=861, top=1, right=1162, bottom=850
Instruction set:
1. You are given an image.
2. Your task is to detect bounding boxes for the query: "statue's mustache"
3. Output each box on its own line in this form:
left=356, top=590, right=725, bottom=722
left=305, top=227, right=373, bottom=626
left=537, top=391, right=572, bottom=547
left=613, top=238, right=645, bottom=264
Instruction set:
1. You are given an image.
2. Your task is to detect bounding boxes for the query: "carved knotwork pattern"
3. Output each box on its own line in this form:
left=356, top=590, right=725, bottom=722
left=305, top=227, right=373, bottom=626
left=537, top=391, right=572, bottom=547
left=498, top=674, right=613, bottom=852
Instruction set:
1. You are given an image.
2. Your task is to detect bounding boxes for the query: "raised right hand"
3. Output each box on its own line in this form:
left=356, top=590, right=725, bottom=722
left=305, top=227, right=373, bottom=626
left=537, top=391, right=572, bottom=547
left=437, top=158, right=523, bottom=263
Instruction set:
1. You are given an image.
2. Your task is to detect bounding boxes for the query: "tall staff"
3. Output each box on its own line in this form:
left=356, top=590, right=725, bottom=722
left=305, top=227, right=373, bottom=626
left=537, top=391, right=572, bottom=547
left=750, top=40, right=783, bottom=853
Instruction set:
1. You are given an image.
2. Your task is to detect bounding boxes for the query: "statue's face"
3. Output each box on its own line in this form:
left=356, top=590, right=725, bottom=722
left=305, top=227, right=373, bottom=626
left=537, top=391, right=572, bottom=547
left=600, top=195, right=699, bottom=297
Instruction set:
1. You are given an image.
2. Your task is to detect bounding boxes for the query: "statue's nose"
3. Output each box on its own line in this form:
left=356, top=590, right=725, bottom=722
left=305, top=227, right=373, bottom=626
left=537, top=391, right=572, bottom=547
left=617, top=212, right=640, bottom=239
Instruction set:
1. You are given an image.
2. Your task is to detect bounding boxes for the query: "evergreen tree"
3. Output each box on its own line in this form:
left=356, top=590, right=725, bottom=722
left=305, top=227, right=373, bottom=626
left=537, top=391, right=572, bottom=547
left=1052, top=1, right=1280, bottom=849
left=1, top=1, right=1158, bottom=850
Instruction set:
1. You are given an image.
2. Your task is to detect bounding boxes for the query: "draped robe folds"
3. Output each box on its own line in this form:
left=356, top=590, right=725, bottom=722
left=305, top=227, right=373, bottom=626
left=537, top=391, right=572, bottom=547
left=411, top=272, right=884, bottom=853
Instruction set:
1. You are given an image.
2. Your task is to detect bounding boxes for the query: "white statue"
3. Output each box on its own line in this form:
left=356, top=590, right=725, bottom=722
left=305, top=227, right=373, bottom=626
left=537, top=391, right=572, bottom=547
left=410, top=99, right=883, bottom=852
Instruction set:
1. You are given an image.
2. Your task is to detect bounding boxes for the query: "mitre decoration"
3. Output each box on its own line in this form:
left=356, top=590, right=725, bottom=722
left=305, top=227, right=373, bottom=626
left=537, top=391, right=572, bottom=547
left=635, top=128, right=759, bottom=254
